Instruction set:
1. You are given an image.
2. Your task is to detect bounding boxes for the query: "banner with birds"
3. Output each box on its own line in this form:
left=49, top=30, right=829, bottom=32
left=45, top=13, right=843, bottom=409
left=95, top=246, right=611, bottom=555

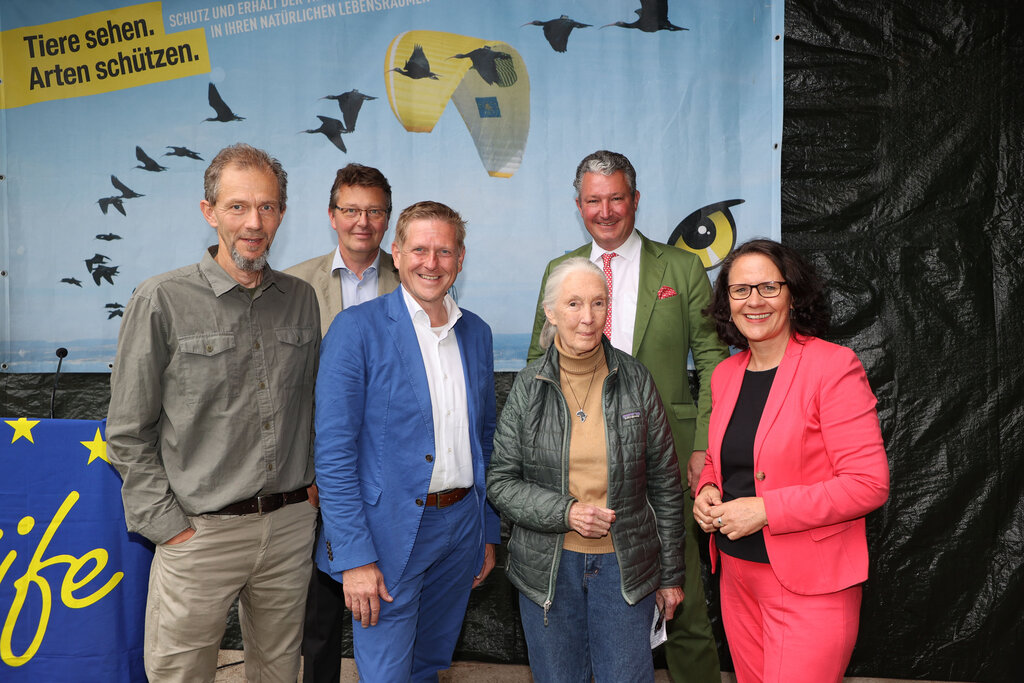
left=0, top=0, right=783, bottom=371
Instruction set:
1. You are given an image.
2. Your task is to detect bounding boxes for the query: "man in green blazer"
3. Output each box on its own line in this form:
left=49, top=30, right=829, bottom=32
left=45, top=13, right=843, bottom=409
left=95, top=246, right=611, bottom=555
left=284, top=163, right=401, bottom=683
left=527, top=151, right=729, bottom=683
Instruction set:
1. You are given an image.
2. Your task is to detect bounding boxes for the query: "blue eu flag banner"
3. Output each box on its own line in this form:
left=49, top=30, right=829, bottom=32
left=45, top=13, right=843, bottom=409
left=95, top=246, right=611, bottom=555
left=1, top=418, right=152, bottom=682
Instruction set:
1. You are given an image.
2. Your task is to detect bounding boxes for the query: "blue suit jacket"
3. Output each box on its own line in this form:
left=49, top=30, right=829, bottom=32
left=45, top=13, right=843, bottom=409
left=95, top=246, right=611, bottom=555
left=313, top=287, right=500, bottom=588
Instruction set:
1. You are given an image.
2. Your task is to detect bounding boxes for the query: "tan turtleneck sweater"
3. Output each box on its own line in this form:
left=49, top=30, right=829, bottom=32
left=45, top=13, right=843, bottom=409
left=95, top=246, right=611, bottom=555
left=555, top=335, right=614, bottom=554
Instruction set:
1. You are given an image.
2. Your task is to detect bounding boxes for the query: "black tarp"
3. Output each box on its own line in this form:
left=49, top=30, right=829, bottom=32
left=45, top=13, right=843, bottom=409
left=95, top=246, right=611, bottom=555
left=783, top=1, right=1022, bottom=681
left=2, top=0, right=1021, bottom=680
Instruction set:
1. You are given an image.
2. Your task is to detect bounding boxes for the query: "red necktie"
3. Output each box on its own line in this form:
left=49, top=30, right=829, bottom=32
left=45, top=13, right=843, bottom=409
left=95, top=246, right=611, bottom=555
left=602, top=252, right=617, bottom=340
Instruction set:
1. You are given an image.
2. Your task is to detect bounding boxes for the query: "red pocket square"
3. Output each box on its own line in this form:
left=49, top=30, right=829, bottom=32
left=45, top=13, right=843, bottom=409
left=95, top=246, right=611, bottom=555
left=657, top=286, right=678, bottom=299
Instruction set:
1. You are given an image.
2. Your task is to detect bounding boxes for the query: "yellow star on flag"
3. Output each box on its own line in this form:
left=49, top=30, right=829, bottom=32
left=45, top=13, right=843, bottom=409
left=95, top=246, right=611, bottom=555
left=6, top=417, right=40, bottom=444
left=81, top=428, right=110, bottom=465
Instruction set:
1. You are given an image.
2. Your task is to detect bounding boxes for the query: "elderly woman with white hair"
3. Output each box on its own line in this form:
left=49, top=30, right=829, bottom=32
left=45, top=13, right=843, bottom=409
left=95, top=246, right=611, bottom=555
left=487, top=257, right=686, bottom=682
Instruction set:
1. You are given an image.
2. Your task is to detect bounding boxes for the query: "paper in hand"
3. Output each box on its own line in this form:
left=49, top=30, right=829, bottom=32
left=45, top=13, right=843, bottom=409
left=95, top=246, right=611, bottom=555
left=650, top=606, right=667, bottom=648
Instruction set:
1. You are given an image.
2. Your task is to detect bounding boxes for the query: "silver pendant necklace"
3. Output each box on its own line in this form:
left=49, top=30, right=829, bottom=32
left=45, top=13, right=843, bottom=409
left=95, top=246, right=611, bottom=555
left=562, top=365, right=598, bottom=423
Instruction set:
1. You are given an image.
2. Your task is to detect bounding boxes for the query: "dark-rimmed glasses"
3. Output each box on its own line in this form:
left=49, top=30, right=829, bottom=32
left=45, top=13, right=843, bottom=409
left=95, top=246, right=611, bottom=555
left=727, top=281, right=787, bottom=300
left=333, top=206, right=387, bottom=221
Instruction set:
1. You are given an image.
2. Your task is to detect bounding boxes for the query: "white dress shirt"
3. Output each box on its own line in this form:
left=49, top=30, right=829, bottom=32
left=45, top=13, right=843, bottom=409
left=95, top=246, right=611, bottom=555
left=401, top=287, right=474, bottom=492
left=590, top=228, right=642, bottom=354
left=332, top=248, right=380, bottom=309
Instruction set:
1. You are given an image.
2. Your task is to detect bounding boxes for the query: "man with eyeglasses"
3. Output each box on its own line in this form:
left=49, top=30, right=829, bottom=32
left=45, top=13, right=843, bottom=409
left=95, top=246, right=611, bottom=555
left=286, top=163, right=400, bottom=338
left=527, top=150, right=730, bottom=683
left=285, top=163, right=401, bottom=682
left=313, top=201, right=499, bottom=680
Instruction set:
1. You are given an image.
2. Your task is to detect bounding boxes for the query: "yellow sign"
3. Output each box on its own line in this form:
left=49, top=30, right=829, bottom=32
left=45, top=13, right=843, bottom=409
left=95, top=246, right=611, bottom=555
left=1, top=491, right=124, bottom=667
left=0, top=2, right=209, bottom=109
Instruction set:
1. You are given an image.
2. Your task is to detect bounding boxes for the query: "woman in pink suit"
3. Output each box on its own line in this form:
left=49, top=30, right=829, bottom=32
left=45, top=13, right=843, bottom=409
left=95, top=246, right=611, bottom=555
left=693, top=239, right=889, bottom=683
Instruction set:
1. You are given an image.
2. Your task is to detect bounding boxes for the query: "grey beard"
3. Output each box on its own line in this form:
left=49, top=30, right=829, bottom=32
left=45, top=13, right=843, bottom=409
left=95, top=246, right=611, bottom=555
left=231, top=245, right=268, bottom=272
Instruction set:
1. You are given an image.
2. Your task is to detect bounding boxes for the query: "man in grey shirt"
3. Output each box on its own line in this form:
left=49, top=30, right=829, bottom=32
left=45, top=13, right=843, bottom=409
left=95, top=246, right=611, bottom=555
left=107, top=143, right=320, bottom=682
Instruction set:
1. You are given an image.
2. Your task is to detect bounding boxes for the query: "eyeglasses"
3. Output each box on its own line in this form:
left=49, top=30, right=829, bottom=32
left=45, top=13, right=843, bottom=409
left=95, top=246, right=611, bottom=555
left=333, top=206, right=387, bottom=221
left=727, top=281, right=787, bottom=300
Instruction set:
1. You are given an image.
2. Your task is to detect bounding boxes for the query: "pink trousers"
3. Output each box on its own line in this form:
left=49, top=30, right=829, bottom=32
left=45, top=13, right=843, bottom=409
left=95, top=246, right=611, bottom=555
left=719, top=553, right=862, bottom=683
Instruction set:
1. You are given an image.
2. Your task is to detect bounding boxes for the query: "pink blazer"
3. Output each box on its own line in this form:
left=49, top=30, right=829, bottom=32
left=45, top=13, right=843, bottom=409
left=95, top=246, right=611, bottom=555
left=697, top=335, right=890, bottom=595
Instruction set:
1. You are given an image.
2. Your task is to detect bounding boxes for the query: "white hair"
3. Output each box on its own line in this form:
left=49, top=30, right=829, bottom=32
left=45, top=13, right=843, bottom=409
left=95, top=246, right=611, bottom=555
left=539, top=257, right=608, bottom=349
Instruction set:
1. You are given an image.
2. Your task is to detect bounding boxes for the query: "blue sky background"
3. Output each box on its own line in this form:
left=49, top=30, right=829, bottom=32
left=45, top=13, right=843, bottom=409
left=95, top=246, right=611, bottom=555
left=1, top=0, right=782, bottom=371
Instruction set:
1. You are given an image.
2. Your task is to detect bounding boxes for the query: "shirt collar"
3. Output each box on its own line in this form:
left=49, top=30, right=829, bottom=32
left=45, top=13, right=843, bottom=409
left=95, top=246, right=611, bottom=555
left=332, top=248, right=381, bottom=277
left=589, top=228, right=642, bottom=263
left=400, top=285, right=462, bottom=335
left=200, top=246, right=280, bottom=297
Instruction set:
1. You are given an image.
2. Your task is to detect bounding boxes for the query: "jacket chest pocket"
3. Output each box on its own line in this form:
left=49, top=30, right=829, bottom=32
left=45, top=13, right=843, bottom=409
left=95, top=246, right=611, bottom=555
left=271, top=326, right=318, bottom=389
left=176, top=333, right=239, bottom=406
left=611, top=405, right=647, bottom=464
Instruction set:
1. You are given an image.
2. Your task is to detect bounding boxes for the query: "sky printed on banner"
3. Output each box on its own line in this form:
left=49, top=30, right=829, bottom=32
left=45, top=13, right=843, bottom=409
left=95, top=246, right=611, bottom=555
left=1, top=0, right=782, bottom=371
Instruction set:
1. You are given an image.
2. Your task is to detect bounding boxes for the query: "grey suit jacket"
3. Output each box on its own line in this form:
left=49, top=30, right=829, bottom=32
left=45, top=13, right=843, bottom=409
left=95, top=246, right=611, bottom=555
left=285, top=249, right=400, bottom=337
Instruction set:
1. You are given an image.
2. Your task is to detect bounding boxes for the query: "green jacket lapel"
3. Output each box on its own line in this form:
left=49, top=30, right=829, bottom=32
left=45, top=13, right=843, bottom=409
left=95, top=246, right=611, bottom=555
left=632, top=233, right=667, bottom=355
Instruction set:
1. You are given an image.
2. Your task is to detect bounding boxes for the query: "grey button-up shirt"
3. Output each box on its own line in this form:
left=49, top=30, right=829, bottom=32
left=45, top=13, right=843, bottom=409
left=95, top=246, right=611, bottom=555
left=107, top=248, right=320, bottom=544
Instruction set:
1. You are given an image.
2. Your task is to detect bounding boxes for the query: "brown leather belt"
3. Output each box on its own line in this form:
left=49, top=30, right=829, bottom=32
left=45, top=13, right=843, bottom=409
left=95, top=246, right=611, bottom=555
left=211, top=486, right=308, bottom=515
left=424, top=487, right=472, bottom=508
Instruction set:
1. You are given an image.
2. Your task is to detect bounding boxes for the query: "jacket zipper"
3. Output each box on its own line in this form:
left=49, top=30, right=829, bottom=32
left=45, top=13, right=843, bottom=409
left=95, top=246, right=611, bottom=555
left=600, top=365, right=634, bottom=605
left=536, top=371, right=572, bottom=626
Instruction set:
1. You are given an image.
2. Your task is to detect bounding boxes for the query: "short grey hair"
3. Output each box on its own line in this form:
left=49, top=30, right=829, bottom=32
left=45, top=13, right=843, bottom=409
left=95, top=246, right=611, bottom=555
left=205, top=143, right=287, bottom=210
left=539, top=257, right=608, bottom=349
left=573, top=150, right=637, bottom=197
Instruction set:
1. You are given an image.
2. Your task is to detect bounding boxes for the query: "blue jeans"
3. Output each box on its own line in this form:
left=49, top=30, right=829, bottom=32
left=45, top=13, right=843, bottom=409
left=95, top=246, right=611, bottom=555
left=518, top=550, right=656, bottom=683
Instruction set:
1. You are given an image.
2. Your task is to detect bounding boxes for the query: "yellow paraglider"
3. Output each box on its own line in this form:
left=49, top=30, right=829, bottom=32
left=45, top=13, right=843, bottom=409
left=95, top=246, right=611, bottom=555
left=385, top=31, right=530, bottom=178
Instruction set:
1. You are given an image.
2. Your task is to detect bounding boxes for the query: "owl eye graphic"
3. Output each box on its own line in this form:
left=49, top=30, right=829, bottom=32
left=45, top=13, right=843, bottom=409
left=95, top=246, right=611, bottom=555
left=667, top=199, right=745, bottom=270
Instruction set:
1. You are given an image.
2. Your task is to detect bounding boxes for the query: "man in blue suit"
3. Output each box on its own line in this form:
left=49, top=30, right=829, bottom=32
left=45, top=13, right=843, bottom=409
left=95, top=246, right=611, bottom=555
left=313, top=200, right=499, bottom=681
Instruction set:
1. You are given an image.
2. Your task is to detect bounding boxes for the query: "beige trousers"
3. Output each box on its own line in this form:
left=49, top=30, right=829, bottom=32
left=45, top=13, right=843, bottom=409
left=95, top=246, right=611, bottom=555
left=144, top=501, right=316, bottom=682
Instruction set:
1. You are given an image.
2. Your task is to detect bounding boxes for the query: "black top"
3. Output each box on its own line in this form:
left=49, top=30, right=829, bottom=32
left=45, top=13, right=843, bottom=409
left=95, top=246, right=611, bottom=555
left=716, top=367, right=777, bottom=563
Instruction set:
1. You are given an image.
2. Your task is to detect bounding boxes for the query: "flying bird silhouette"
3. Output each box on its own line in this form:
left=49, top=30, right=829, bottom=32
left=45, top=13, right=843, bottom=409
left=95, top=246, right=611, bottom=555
left=602, top=0, right=688, bottom=32
left=323, top=89, right=377, bottom=132
left=61, top=277, right=83, bottom=287
left=92, top=265, right=119, bottom=286
left=108, top=309, right=124, bottom=319
left=391, top=44, right=439, bottom=80
left=85, top=253, right=110, bottom=272
left=98, top=196, right=126, bottom=216
left=105, top=302, right=125, bottom=309
left=135, top=146, right=168, bottom=172
left=165, top=146, right=203, bottom=160
left=99, top=173, right=144, bottom=214
left=206, top=83, right=245, bottom=122
left=449, top=45, right=515, bottom=86
left=111, top=175, right=143, bottom=198
left=96, top=233, right=122, bottom=241
left=523, top=15, right=591, bottom=52
left=303, top=115, right=348, bottom=153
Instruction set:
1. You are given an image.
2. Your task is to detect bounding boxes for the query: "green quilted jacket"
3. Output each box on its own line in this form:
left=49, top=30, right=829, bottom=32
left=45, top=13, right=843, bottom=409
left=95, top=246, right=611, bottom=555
left=487, top=337, right=686, bottom=611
